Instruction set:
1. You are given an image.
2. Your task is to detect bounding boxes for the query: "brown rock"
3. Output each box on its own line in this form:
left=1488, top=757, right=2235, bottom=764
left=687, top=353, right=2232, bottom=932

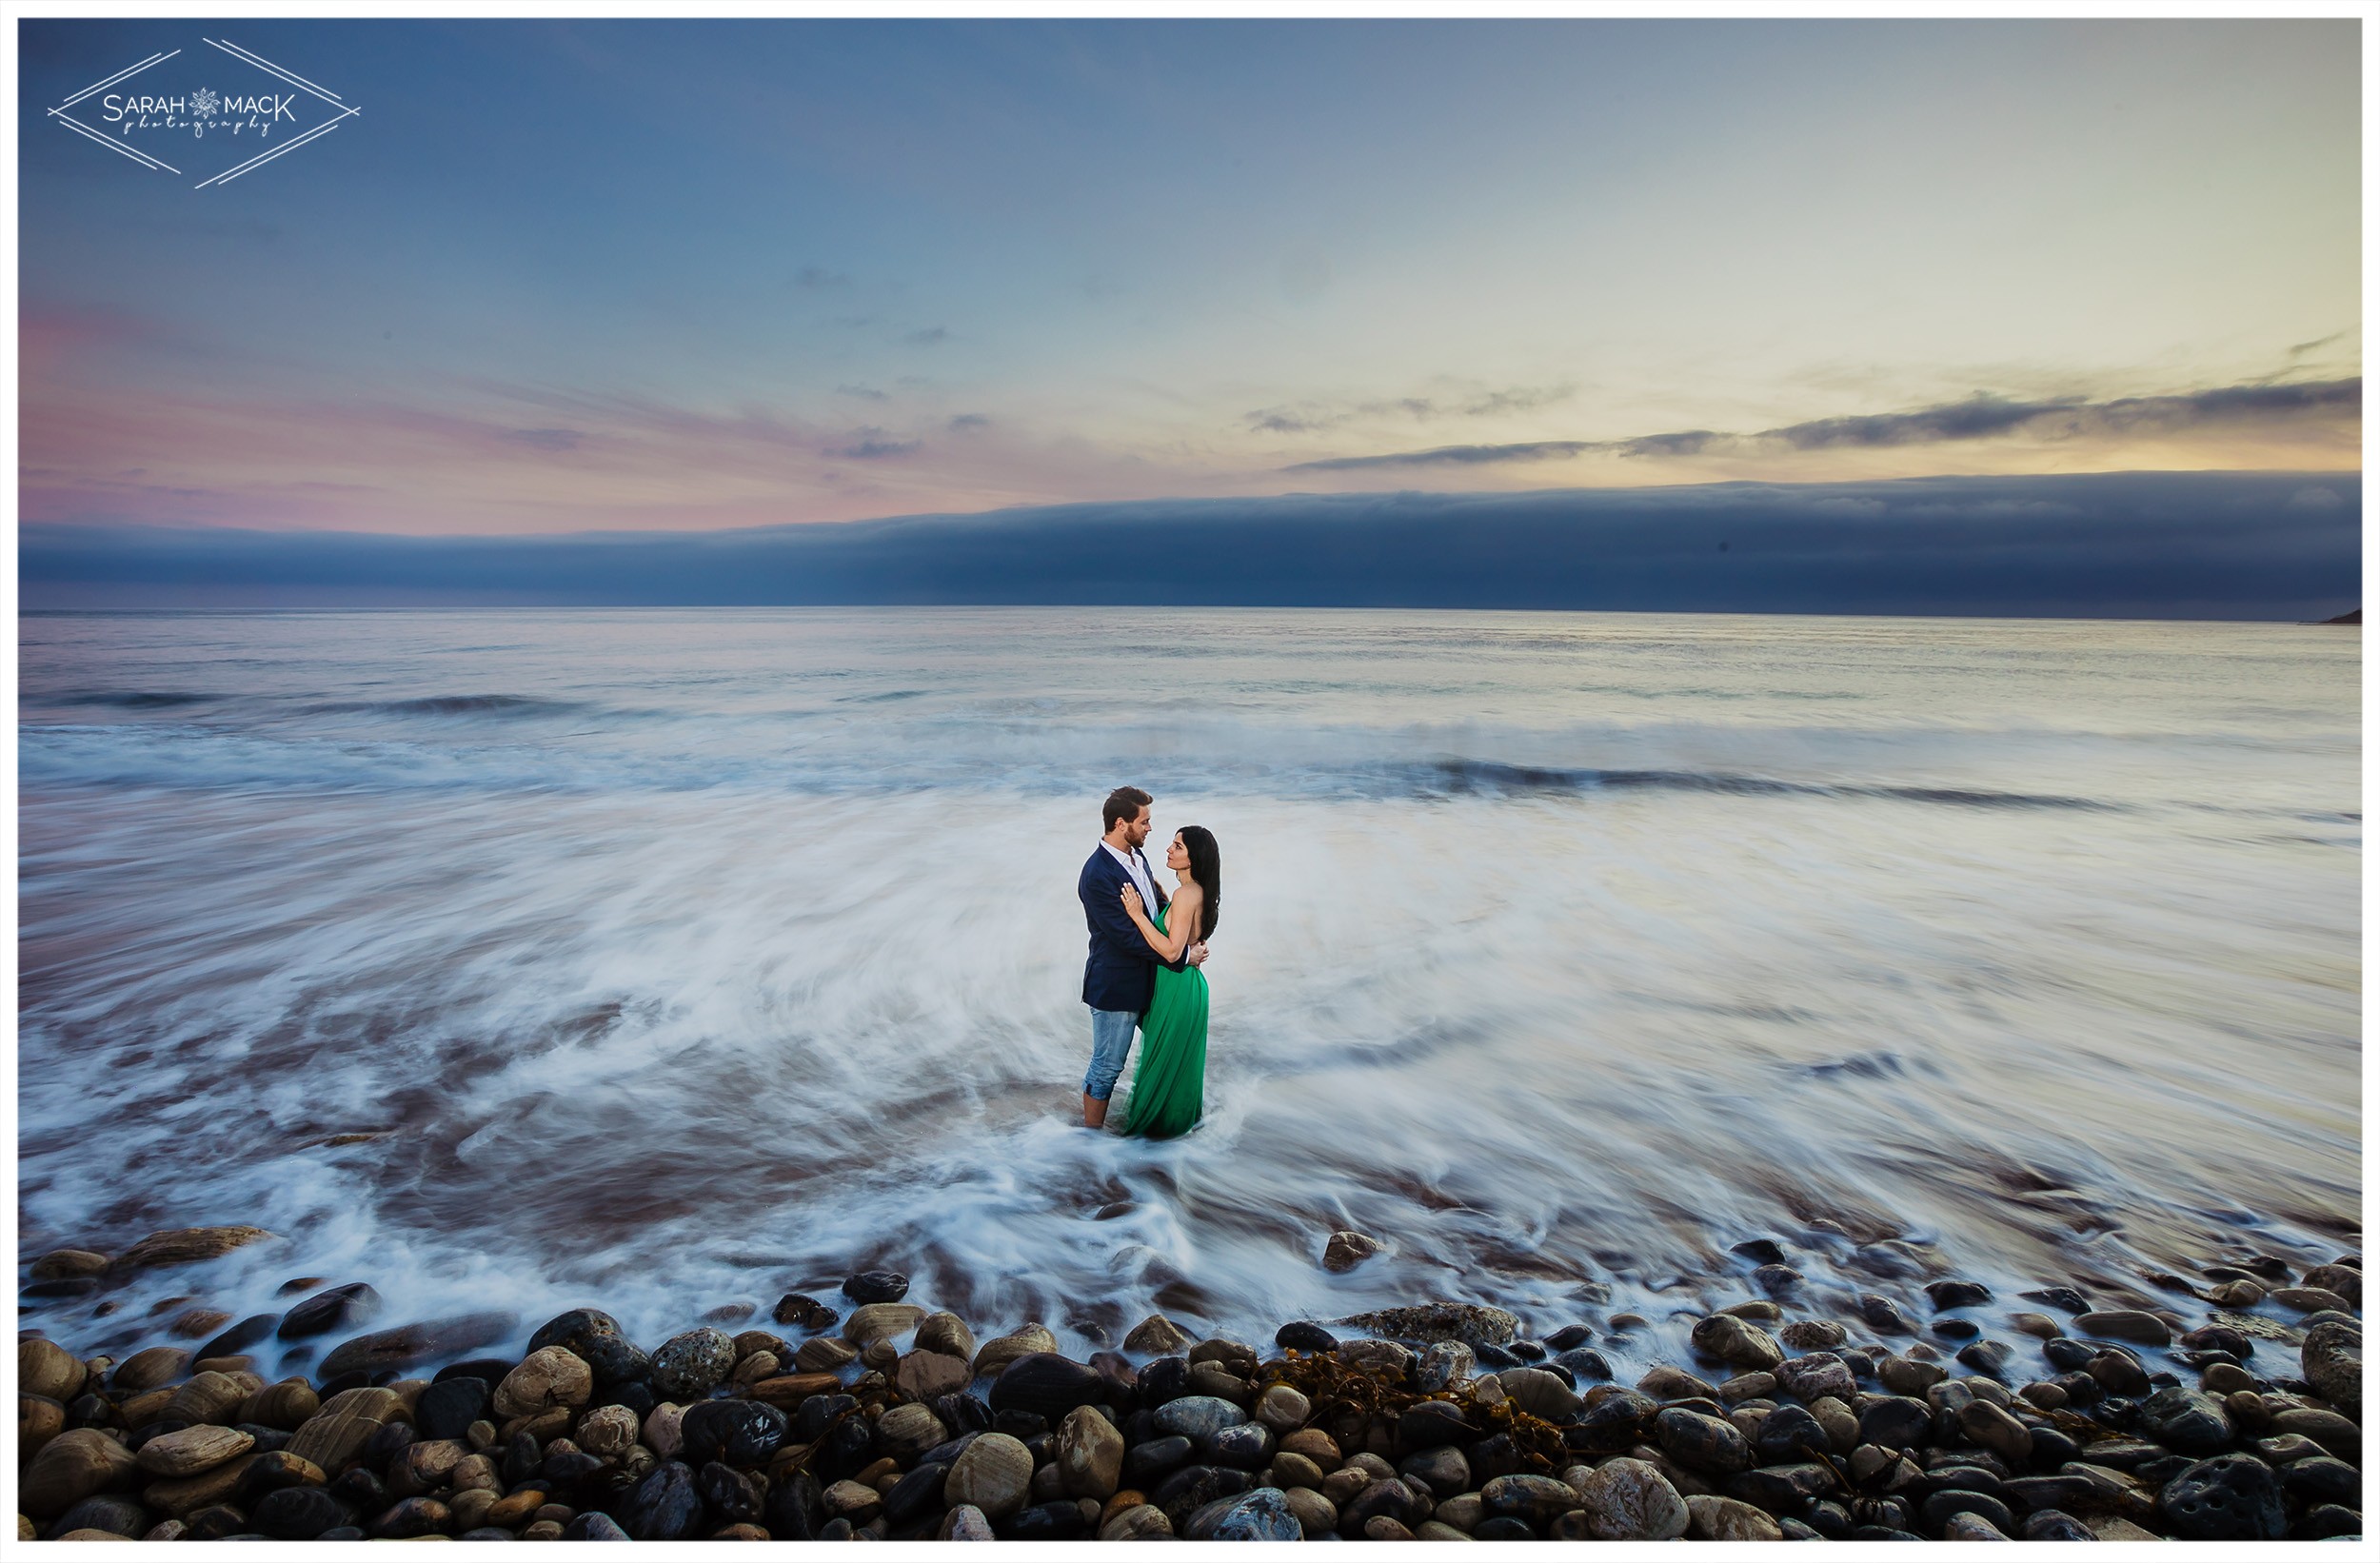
left=22, top=1427, right=142, bottom=1520
left=842, top=1302, right=925, bottom=1346
left=1279, top=1428, right=1341, bottom=1467
left=21, top=1337, right=86, bottom=1402
left=493, top=1346, right=594, bottom=1419
left=894, top=1349, right=972, bottom=1403
left=22, top=1393, right=68, bottom=1460
left=1122, top=1315, right=1193, bottom=1355
left=110, top=1226, right=277, bottom=1272
left=916, top=1311, right=977, bottom=1361
left=486, top=1487, right=548, bottom=1527
left=30, top=1249, right=111, bottom=1280
left=1686, top=1494, right=1783, bottom=1541
left=1099, top=1504, right=1173, bottom=1540
left=1323, top=1231, right=1383, bottom=1272
left=137, top=1424, right=255, bottom=1477
left=745, top=1373, right=842, bottom=1409
left=166, top=1308, right=234, bottom=1340
left=2271, top=1286, right=2356, bottom=1316
left=285, top=1386, right=405, bottom=1474
left=162, top=1371, right=251, bottom=1427
left=316, top=1311, right=518, bottom=1378
left=794, top=1335, right=858, bottom=1374
left=237, top=1379, right=319, bottom=1432
left=972, top=1324, right=1060, bottom=1379
left=2073, top=1310, right=2172, bottom=1346
left=111, top=1346, right=192, bottom=1395
left=1056, top=1404, right=1124, bottom=1499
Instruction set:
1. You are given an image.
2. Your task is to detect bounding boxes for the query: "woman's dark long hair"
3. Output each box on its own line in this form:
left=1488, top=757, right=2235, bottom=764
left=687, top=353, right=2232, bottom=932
left=1177, top=825, right=1220, bottom=942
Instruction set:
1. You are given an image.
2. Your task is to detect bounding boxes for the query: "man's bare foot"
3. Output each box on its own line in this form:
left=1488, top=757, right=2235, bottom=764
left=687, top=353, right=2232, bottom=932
left=1082, top=1092, right=1108, bottom=1130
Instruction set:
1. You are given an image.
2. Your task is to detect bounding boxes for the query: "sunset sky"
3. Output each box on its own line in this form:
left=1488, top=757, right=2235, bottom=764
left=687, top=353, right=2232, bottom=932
left=17, top=16, right=2363, bottom=538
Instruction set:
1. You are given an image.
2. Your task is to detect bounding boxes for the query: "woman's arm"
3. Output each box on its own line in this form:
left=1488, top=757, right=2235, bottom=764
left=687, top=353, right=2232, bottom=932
left=1121, top=882, right=1199, bottom=962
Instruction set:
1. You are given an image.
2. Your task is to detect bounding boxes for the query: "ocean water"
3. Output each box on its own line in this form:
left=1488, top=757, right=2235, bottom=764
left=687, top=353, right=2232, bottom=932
left=16, top=607, right=2361, bottom=1377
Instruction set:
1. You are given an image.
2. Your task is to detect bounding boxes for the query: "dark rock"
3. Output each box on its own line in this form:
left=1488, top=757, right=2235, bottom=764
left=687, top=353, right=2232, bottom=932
left=1508, top=1338, right=1547, bottom=1362
left=1857, top=1395, right=1934, bottom=1454
left=772, top=1294, right=838, bottom=1331
left=647, top=1329, right=735, bottom=1400
left=47, top=1498, right=151, bottom=1542
left=2295, top=1504, right=2362, bottom=1540
left=1395, top=1399, right=1478, bottom=1453
left=1483, top=1473, right=1584, bottom=1528
left=503, top=1431, right=544, bottom=1487
left=197, top=1314, right=282, bottom=1362
left=1804, top=1500, right=1854, bottom=1539
left=317, top=1312, right=517, bottom=1378
left=317, top=1528, right=367, bottom=1542
left=1151, top=1464, right=1248, bottom=1526
left=1566, top=1388, right=1657, bottom=1450
left=252, top=1486, right=353, bottom=1541
left=562, top=1513, right=631, bottom=1540
left=1925, top=1280, right=1993, bottom=1310
left=2160, top=1453, right=2285, bottom=1540
left=882, top=1461, right=950, bottom=1529
left=1732, top=1462, right=1839, bottom=1512
left=607, top=1379, right=656, bottom=1420
left=2281, top=1455, right=2361, bottom=1507
left=1543, top=1325, right=1595, bottom=1352
left=434, top=1356, right=514, bottom=1385
left=414, top=1377, right=489, bottom=1442
left=1341, top=1476, right=1424, bottom=1533
left=1467, top=1432, right=1529, bottom=1485
left=992, top=1408, right=1047, bottom=1439
left=544, top=1451, right=607, bottom=1493
left=2019, top=1510, right=2094, bottom=1541
left=1473, top=1341, right=1522, bottom=1369
left=697, top=1460, right=764, bottom=1526
left=1955, top=1340, right=2013, bottom=1378
left=1473, top=1515, right=1537, bottom=1540
left=1201, top=1487, right=1301, bottom=1541
left=1276, top=1321, right=1339, bottom=1353
left=2002, top=1475, right=2096, bottom=1511
left=682, top=1397, right=789, bottom=1468
left=934, top=1392, right=994, bottom=1435
left=185, top=1506, right=252, bottom=1540
left=1655, top=1407, right=1751, bottom=1473
left=2042, top=1337, right=2096, bottom=1373
left=1858, top=1294, right=1920, bottom=1335
left=1555, top=1347, right=1613, bottom=1382
left=1733, top=1238, right=1787, bottom=1265
left=815, top=1415, right=877, bottom=1484
left=1754, top=1404, right=1830, bottom=1465
left=841, top=1271, right=908, bottom=1304
left=990, top=1353, right=1107, bottom=1422
left=620, top=1460, right=704, bottom=1541
left=1754, top=1264, right=1804, bottom=1296
left=1137, top=1355, right=1190, bottom=1406
left=999, top=1500, right=1088, bottom=1540
left=1919, top=1489, right=2014, bottom=1536
left=327, top=1469, right=387, bottom=1511
left=457, top=1528, right=518, bottom=1541
left=2088, top=1347, right=2153, bottom=1396
left=2180, top=1325, right=2255, bottom=1360
left=2140, top=1386, right=2233, bottom=1454
left=791, top=1393, right=857, bottom=1443
left=525, top=1309, right=648, bottom=1386
left=1124, top=1434, right=1195, bottom=1486
left=278, top=1283, right=385, bottom=1341
left=361, top=1420, right=416, bottom=1469
left=370, top=1497, right=451, bottom=1539
left=1208, top=1422, right=1273, bottom=1471
left=817, top=1518, right=852, bottom=1541
left=762, top=1470, right=823, bottom=1541
left=1931, top=1319, right=1980, bottom=1341
left=2021, top=1286, right=2090, bottom=1315
left=2031, top=1427, right=2082, bottom=1467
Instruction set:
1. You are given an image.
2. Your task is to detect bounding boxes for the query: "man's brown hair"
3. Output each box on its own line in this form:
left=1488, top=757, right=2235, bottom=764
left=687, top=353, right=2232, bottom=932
left=1102, top=785, right=1152, bottom=833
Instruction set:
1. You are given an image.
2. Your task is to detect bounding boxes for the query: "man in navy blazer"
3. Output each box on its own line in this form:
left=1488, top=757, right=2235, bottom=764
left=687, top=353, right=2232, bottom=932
left=1080, top=784, right=1207, bottom=1128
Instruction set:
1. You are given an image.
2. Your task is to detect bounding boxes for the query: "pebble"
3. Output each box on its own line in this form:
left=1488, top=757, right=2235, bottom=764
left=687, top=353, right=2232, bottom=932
left=1322, top=1230, right=1381, bottom=1272
left=2076, top=1309, right=2174, bottom=1346
left=1571, top=1454, right=1689, bottom=1539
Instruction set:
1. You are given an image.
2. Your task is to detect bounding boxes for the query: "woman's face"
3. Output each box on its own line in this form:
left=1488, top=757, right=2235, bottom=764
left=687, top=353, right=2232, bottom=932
left=1166, top=833, right=1189, bottom=871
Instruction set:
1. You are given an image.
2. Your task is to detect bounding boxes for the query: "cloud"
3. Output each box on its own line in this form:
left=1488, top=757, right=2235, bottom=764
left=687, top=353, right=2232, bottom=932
left=1247, top=383, right=1577, bottom=435
left=1287, top=441, right=1595, bottom=471
left=1285, top=376, right=2360, bottom=470
left=502, top=427, right=583, bottom=451
left=947, top=413, right=991, bottom=431
left=835, top=384, right=889, bottom=401
left=830, top=428, right=920, bottom=459
left=904, top=326, right=950, bottom=346
left=795, top=267, right=851, bottom=288
left=22, top=471, right=2358, bottom=621
left=2286, top=330, right=2347, bottom=359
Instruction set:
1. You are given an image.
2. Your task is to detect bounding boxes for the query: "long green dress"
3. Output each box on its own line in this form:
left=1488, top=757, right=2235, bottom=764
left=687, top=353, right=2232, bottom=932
left=1118, top=904, right=1208, bottom=1138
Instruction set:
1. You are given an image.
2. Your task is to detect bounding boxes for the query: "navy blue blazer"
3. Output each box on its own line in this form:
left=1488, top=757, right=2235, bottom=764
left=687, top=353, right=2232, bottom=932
left=1081, top=843, right=1186, bottom=1013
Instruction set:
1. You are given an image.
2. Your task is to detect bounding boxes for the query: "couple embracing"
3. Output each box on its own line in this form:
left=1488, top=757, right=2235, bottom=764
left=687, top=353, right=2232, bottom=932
left=1077, top=785, right=1221, bottom=1138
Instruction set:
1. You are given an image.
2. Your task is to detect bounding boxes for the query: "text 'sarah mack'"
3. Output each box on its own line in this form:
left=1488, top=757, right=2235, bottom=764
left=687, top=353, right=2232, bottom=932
left=102, top=94, right=297, bottom=123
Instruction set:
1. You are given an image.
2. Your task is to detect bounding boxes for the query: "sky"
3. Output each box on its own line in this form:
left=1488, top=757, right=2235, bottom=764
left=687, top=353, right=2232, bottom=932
left=15, top=16, right=2364, bottom=543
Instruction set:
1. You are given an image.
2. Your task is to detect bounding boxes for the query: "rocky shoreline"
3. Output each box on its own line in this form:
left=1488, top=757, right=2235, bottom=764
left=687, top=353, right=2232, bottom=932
left=17, top=1229, right=2366, bottom=1542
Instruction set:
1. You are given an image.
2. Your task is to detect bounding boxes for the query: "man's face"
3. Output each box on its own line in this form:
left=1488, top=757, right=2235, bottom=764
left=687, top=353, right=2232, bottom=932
left=1125, top=803, right=1152, bottom=848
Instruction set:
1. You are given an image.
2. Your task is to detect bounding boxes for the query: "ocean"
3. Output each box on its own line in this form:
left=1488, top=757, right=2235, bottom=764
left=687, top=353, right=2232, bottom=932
left=16, top=607, right=2361, bottom=1376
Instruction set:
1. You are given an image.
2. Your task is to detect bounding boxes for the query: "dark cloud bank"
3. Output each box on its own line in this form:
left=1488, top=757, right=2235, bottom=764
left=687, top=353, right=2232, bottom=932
left=20, top=470, right=2361, bottom=620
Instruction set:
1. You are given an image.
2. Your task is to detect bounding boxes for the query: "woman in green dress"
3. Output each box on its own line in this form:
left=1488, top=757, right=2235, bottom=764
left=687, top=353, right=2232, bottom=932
left=1114, top=824, right=1220, bottom=1139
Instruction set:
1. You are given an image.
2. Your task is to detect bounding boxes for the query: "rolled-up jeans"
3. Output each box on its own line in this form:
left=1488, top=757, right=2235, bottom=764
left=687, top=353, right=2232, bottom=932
left=1083, top=1007, right=1140, bottom=1100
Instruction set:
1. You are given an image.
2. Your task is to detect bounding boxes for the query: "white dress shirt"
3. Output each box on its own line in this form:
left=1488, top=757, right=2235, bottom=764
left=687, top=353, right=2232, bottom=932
left=1102, top=839, right=1160, bottom=929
